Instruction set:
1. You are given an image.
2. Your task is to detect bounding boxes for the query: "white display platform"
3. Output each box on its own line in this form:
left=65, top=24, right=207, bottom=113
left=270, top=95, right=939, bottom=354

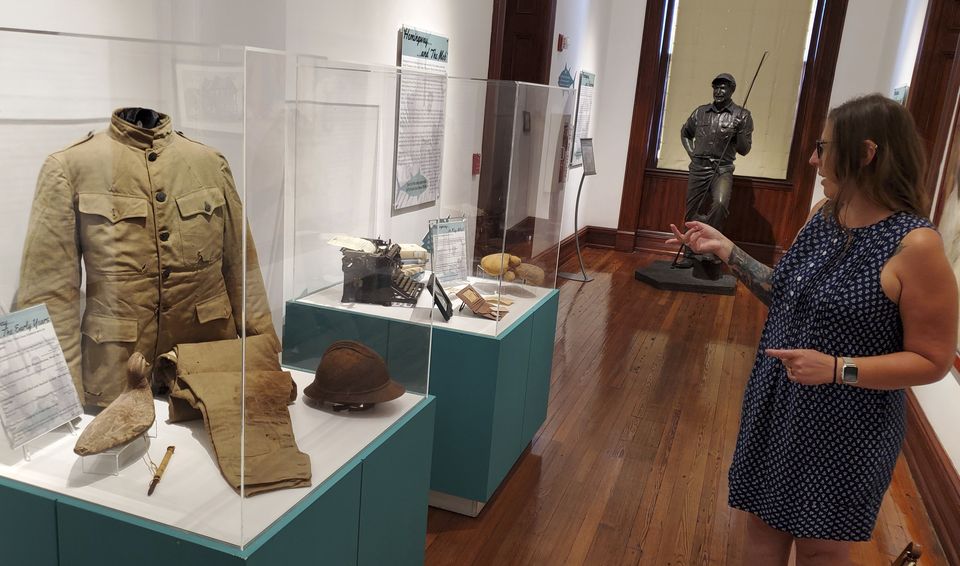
left=0, top=370, right=423, bottom=547
left=295, top=276, right=554, bottom=337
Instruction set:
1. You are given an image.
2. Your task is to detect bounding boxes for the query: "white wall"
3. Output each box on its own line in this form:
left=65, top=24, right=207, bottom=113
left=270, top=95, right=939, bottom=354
left=0, top=1, right=166, bottom=39
left=541, top=0, right=647, bottom=237
left=282, top=0, right=496, bottom=301
left=547, top=0, right=616, bottom=240
left=285, top=0, right=492, bottom=78
left=913, top=372, right=960, bottom=472
left=892, top=0, right=929, bottom=89
left=0, top=1, right=286, bottom=49
left=582, top=0, right=648, bottom=232
left=810, top=0, right=928, bottom=204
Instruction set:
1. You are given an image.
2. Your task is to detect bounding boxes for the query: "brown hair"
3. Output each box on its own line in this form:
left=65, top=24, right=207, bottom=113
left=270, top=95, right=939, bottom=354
left=824, top=93, right=929, bottom=226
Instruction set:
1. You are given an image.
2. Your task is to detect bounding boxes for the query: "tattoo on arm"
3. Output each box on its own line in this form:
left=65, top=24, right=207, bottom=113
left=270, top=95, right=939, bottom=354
left=728, top=245, right=773, bottom=305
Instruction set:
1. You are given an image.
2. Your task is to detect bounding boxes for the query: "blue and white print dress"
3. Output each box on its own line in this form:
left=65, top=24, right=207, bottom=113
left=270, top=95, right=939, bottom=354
left=727, top=208, right=933, bottom=541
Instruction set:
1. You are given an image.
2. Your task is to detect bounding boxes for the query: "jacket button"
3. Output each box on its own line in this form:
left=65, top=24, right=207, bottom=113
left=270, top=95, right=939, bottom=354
left=156, top=192, right=167, bottom=203
left=204, top=202, right=211, bottom=213
left=162, top=267, right=172, bottom=280
left=159, top=230, right=170, bottom=242
left=148, top=152, right=158, bottom=162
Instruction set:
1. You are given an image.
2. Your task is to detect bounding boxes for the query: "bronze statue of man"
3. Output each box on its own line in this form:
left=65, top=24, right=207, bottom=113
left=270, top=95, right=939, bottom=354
left=677, top=73, right=753, bottom=267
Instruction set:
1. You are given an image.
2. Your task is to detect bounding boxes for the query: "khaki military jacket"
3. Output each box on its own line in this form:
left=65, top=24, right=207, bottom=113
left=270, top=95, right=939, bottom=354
left=14, top=110, right=277, bottom=407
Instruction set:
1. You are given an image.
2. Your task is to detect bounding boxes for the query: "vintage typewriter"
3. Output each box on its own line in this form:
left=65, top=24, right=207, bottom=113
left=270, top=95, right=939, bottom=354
left=340, top=238, right=424, bottom=307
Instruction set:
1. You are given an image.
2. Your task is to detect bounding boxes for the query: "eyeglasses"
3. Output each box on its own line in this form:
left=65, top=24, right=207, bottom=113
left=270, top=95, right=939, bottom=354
left=815, top=140, right=879, bottom=159
left=815, top=140, right=831, bottom=159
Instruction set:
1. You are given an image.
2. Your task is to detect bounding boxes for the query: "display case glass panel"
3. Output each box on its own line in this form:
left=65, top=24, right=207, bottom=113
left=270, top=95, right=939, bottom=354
left=289, top=58, right=574, bottom=338
left=0, top=28, right=257, bottom=548
left=436, top=77, right=575, bottom=335
left=0, top=29, right=381, bottom=552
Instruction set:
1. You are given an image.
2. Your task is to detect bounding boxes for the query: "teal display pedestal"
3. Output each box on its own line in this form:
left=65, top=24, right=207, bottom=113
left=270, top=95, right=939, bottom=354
left=0, top=397, right=435, bottom=566
left=284, top=289, right=559, bottom=516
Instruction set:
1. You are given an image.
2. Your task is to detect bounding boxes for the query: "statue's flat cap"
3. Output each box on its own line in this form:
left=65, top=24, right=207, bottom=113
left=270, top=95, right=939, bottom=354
left=712, top=73, right=736, bottom=87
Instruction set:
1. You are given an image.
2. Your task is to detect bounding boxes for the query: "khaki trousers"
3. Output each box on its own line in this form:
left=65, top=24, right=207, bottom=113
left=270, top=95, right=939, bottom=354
left=157, top=335, right=310, bottom=496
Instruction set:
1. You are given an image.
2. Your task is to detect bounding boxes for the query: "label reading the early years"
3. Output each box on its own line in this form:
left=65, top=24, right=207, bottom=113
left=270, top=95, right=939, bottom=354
left=0, top=304, right=82, bottom=449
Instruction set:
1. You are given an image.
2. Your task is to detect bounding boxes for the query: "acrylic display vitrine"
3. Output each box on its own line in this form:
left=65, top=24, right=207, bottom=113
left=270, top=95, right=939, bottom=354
left=0, top=29, right=435, bottom=566
left=284, top=58, right=575, bottom=340
left=282, top=57, right=572, bottom=516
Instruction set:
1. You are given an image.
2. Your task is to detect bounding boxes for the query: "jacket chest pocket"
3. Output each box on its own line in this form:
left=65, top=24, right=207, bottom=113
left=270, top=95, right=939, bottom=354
left=176, top=187, right=226, bottom=266
left=77, top=193, right=150, bottom=273
left=696, top=120, right=718, bottom=143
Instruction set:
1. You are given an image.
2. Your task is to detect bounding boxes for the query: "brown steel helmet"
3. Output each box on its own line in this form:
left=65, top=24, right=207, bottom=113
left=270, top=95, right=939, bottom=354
left=303, top=340, right=405, bottom=406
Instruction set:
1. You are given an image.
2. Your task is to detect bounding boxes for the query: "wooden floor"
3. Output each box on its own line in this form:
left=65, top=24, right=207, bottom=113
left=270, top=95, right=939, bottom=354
left=425, top=248, right=948, bottom=566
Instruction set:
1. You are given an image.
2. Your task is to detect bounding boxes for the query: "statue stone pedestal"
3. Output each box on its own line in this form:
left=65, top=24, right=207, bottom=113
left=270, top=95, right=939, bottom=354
left=635, top=259, right=736, bottom=295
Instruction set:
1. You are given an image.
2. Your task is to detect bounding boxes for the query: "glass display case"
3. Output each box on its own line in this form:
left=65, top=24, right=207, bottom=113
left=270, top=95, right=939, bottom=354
left=282, top=58, right=570, bottom=518
left=0, top=27, right=282, bottom=550
left=286, top=57, right=575, bottom=340
left=0, top=30, right=434, bottom=562
left=438, top=76, right=575, bottom=335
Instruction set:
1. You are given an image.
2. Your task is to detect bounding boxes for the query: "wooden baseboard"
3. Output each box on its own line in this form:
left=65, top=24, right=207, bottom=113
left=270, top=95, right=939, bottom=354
left=559, top=226, right=783, bottom=266
left=633, top=229, right=785, bottom=266
left=557, top=226, right=617, bottom=266
left=903, top=390, right=960, bottom=565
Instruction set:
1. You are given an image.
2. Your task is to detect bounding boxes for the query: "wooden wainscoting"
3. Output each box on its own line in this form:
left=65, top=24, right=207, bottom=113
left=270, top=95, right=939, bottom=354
left=560, top=224, right=783, bottom=267
left=617, top=0, right=848, bottom=256
left=556, top=226, right=617, bottom=267
left=633, top=169, right=793, bottom=264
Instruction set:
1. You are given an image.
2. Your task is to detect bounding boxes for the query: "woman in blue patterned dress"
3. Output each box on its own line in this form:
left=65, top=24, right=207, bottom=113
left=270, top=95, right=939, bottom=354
left=668, top=94, right=958, bottom=564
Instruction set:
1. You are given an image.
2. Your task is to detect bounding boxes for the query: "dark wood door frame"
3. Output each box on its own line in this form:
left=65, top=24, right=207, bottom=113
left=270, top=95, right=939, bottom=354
left=488, top=0, right=509, bottom=80
left=912, top=0, right=960, bottom=223
left=929, top=35, right=960, bottom=225
left=905, top=10, right=960, bottom=566
left=615, top=0, right=849, bottom=261
left=908, top=0, right=960, bottom=212
left=488, top=0, right=559, bottom=83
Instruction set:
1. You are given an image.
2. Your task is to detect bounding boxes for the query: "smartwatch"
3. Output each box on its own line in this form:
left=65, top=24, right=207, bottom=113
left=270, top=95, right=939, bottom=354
left=841, top=357, right=858, bottom=384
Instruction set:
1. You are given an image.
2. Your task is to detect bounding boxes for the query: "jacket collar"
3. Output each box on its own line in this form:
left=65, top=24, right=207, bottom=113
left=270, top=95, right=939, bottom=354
left=706, top=101, right=739, bottom=114
left=108, top=108, right=174, bottom=151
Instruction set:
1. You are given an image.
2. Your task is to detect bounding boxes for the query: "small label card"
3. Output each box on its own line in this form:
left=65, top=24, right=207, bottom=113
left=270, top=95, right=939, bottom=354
left=0, top=304, right=82, bottom=449
left=429, top=217, right=468, bottom=284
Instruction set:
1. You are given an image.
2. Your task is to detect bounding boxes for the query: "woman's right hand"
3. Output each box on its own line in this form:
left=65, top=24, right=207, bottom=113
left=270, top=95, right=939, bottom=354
left=667, top=221, right=735, bottom=263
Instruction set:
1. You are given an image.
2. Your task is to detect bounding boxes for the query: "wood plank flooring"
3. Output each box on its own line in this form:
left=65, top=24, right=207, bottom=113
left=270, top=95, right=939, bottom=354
left=425, top=248, right=948, bottom=565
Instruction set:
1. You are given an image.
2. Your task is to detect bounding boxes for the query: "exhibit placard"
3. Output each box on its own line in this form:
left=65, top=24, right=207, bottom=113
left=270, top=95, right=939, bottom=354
left=395, top=26, right=449, bottom=211
left=570, top=71, right=595, bottom=169
left=428, top=217, right=468, bottom=284
left=581, top=138, right=597, bottom=176
left=0, top=304, right=82, bottom=449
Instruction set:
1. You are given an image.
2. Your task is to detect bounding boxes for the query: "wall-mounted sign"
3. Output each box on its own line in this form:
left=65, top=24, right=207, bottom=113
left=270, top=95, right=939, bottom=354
left=395, top=26, right=449, bottom=212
